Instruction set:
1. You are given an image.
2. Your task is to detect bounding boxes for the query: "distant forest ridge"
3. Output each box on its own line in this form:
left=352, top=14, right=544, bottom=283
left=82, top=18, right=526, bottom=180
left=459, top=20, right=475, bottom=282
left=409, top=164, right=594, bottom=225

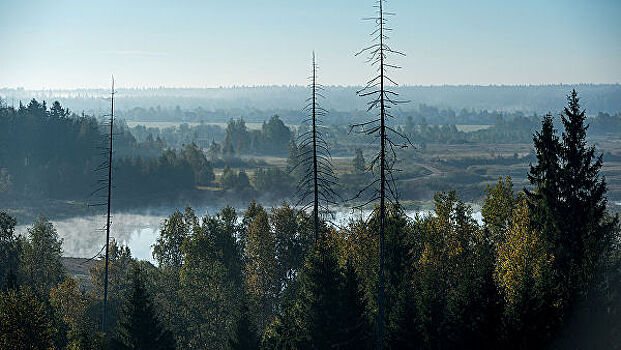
left=1, top=84, right=620, bottom=116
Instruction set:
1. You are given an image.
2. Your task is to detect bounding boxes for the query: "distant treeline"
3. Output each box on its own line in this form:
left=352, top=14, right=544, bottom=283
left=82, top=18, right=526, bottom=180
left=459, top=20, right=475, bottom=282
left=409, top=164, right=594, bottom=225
left=2, top=97, right=620, bottom=209
left=1, top=90, right=619, bottom=349
left=0, top=99, right=210, bottom=203
left=0, top=99, right=314, bottom=206
left=2, top=84, right=621, bottom=115
left=123, top=104, right=621, bottom=155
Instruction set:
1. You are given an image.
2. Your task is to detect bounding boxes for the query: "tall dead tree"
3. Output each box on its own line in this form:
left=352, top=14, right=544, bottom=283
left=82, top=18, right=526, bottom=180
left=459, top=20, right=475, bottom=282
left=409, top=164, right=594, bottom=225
left=351, top=1, right=409, bottom=348
left=295, top=52, right=339, bottom=241
left=102, top=76, right=115, bottom=334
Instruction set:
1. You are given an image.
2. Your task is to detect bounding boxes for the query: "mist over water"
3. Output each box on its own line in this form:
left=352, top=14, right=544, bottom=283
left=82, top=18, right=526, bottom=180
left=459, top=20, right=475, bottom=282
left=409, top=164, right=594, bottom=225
left=15, top=206, right=483, bottom=262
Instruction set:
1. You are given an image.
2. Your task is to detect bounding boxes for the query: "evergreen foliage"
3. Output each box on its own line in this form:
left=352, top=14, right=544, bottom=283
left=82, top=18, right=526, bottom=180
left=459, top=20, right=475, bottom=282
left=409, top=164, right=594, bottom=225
left=115, top=264, right=175, bottom=350
left=556, top=90, right=613, bottom=292
left=528, top=90, right=618, bottom=312
left=0, top=211, right=20, bottom=290
left=0, top=90, right=618, bottom=348
left=298, top=242, right=371, bottom=349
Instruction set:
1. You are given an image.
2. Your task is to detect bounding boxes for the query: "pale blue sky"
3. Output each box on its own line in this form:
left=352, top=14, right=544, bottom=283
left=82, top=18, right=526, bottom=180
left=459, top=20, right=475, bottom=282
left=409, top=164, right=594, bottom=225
left=1, top=0, right=620, bottom=89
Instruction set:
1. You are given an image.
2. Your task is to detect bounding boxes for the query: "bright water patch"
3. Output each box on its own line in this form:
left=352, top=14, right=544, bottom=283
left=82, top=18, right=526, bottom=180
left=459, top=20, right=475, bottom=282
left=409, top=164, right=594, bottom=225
left=16, top=207, right=483, bottom=262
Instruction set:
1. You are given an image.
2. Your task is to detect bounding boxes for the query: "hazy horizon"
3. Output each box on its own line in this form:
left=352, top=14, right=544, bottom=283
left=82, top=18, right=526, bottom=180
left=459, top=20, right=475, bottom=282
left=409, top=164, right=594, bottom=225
left=2, top=82, right=621, bottom=91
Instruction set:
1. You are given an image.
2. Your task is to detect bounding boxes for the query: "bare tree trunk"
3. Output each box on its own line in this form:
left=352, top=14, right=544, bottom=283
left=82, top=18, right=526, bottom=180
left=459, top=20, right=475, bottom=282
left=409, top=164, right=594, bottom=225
left=102, top=76, right=114, bottom=334
left=352, top=1, right=410, bottom=347
left=378, top=1, right=386, bottom=346
left=294, top=53, right=339, bottom=242
left=312, top=53, right=320, bottom=242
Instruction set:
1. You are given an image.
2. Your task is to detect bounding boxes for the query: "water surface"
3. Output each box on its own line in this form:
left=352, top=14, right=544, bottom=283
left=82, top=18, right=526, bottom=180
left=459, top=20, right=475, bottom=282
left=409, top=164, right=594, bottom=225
left=16, top=207, right=483, bottom=262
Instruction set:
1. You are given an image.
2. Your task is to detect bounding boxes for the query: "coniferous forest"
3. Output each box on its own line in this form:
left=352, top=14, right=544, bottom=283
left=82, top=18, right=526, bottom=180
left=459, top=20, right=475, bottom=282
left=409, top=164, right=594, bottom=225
left=1, top=0, right=621, bottom=349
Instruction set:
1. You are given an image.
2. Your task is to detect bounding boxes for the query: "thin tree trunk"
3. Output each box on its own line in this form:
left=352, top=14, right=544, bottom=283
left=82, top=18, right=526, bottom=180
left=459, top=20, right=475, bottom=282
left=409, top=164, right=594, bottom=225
left=312, top=53, right=320, bottom=242
left=102, top=76, right=114, bottom=334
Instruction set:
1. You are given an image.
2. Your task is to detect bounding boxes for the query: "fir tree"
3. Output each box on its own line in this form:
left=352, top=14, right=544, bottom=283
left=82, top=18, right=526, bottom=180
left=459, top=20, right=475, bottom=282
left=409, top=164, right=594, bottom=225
left=526, top=90, right=618, bottom=337
left=115, top=264, right=175, bottom=350
left=300, top=243, right=344, bottom=348
left=557, top=90, right=612, bottom=293
left=296, top=242, right=371, bottom=349
left=339, top=260, right=372, bottom=349
left=228, top=301, right=259, bottom=350
left=526, top=113, right=562, bottom=248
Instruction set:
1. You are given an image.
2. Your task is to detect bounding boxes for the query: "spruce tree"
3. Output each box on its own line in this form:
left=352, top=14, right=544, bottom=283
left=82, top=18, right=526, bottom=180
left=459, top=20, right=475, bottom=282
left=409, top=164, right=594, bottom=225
left=115, top=264, right=175, bottom=350
left=527, top=90, right=617, bottom=311
left=557, top=90, right=611, bottom=292
left=526, top=113, right=562, bottom=251
left=339, top=260, right=372, bottom=349
left=295, top=242, right=371, bottom=349
left=245, top=209, right=279, bottom=335
left=301, top=243, right=344, bottom=348
left=228, top=301, right=259, bottom=350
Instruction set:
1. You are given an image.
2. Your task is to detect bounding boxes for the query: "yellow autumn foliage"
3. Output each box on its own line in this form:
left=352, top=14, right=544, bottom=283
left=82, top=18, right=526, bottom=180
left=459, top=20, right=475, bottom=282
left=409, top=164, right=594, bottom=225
left=495, top=199, right=553, bottom=305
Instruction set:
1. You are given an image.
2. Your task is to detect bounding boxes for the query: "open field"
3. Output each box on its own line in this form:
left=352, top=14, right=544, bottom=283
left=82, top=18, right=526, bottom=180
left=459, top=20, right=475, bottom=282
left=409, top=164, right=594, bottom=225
left=126, top=120, right=298, bottom=130
left=231, top=135, right=621, bottom=203
left=126, top=120, right=490, bottom=134
left=455, top=124, right=493, bottom=132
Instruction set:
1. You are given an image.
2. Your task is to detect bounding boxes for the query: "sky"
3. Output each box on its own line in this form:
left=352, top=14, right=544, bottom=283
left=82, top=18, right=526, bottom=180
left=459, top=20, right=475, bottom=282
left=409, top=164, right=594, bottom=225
left=1, top=0, right=620, bottom=89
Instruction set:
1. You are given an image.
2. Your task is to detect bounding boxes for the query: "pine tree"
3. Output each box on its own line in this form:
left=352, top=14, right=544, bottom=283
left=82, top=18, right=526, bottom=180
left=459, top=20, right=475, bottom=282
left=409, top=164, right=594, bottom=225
left=115, top=264, right=175, bottom=350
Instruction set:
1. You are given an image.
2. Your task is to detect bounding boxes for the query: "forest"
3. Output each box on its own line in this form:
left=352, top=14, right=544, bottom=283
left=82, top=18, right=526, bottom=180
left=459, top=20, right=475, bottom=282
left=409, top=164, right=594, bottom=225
left=0, top=90, right=619, bottom=349
left=1, top=0, right=620, bottom=348
left=2, top=98, right=621, bottom=215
